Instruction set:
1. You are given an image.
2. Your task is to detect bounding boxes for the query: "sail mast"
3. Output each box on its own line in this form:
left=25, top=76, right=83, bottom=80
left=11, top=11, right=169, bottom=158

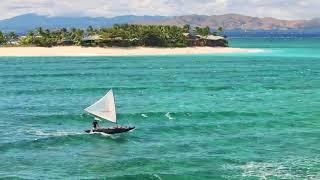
left=84, top=89, right=117, bottom=123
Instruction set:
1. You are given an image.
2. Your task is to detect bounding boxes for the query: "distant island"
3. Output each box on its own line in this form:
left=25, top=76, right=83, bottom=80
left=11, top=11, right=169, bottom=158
left=0, top=24, right=228, bottom=48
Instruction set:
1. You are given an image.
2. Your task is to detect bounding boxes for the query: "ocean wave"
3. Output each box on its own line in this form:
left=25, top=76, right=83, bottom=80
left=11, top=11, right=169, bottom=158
left=165, top=112, right=174, bottom=120
left=4, top=84, right=317, bottom=96
left=1, top=87, right=150, bottom=95
left=0, top=133, right=87, bottom=152
left=223, top=156, right=320, bottom=179
left=141, top=113, right=148, bottom=118
left=241, top=161, right=292, bottom=179
left=0, top=72, right=101, bottom=78
left=0, top=175, right=27, bottom=180
left=121, top=111, right=276, bottom=119
left=27, top=130, right=85, bottom=137
left=20, top=111, right=278, bottom=122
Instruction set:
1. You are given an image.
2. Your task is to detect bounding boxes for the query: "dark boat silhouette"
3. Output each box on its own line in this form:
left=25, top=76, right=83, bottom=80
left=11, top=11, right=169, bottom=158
left=84, top=89, right=135, bottom=134
left=85, top=126, right=135, bottom=134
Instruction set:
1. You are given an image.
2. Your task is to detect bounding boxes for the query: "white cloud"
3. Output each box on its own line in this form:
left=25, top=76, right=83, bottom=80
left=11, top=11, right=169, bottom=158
left=0, top=0, right=319, bottom=20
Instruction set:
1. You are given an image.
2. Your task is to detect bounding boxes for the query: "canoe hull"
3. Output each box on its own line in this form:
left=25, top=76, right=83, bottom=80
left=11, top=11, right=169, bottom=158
left=85, top=126, right=135, bottom=134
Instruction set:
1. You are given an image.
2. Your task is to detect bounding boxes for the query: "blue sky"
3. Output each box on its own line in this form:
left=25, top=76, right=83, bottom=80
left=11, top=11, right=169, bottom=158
left=1, top=0, right=319, bottom=20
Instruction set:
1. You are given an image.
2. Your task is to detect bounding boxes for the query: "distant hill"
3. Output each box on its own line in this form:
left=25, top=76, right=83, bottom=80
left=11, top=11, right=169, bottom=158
left=143, top=14, right=309, bottom=30
left=1, top=13, right=320, bottom=33
left=0, top=13, right=169, bottom=33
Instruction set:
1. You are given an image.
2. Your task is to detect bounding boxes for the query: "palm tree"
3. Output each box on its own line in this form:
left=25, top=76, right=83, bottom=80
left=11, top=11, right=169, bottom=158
left=59, top=28, right=69, bottom=41
left=13, top=24, right=225, bottom=48
left=203, top=26, right=210, bottom=36
left=183, top=24, right=191, bottom=32
left=113, top=24, right=121, bottom=31
left=74, top=29, right=84, bottom=45
left=194, top=26, right=211, bottom=36
left=36, top=27, right=44, bottom=36
left=0, top=31, right=5, bottom=45
left=216, top=27, right=223, bottom=36
left=87, top=26, right=94, bottom=35
left=5, top=32, right=18, bottom=44
left=21, top=31, right=35, bottom=45
left=45, top=29, right=51, bottom=36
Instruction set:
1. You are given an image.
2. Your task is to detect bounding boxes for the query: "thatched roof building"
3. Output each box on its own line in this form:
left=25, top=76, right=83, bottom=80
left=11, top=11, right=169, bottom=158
left=183, top=33, right=227, bottom=47
left=82, top=35, right=102, bottom=41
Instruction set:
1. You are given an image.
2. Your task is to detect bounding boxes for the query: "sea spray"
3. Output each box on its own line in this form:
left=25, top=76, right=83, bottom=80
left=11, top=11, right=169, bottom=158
left=29, top=130, right=85, bottom=137
left=165, top=112, right=174, bottom=120
left=141, top=113, right=148, bottom=118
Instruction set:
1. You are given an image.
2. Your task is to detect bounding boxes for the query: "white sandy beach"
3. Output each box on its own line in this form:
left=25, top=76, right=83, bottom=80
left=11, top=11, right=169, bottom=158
left=0, top=46, right=262, bottom=56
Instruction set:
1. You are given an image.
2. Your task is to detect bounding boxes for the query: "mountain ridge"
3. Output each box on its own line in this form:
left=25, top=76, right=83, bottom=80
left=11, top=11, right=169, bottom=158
left=1, top=13, right=319, bottom=33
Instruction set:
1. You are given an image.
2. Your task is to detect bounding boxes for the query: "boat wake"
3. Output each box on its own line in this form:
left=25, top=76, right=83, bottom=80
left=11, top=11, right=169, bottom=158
left=96, top=132, right=120, bottom=139
left=88, top=131, right=112, bottom=136
left=1, top=130, right=88, bottom=152
left=88, top=129, right=135, bottom=139
left=28, top=130, right=85, bottom=137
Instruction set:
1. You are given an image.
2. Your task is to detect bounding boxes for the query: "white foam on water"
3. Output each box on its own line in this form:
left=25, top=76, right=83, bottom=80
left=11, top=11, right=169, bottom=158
left=221, top=155, right=320, bottom=179
left=30, top=130, right=84, bottom=137
left=238, top=157, right=320, bottom=180
left=165, top=112, right=174, bottom=120
left=141, top=114, right=148, bottom=118
left=240, top=162, right=291, bottom=179
left=96, top=132, right=112, bottom=137
left=91, top=132, right=124, bottom=139
left=153, top=174, right=162, bottom=180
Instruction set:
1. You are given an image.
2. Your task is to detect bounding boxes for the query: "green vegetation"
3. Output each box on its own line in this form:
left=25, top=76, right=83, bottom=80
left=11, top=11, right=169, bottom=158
left=194, top=26, right=211, bottom=36
left=0, top=24, right=226, bottom=47
left=99, top=24, right=189, bottom=47
left=0, top=31, right=5, bottom=44
left=0, top=31, right=18, bottom=46
left=19, top=27, right=84, bottom=47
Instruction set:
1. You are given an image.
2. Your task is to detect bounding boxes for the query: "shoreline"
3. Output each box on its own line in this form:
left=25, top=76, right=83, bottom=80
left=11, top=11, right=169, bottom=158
left=0, top=46, right=263, bottom=57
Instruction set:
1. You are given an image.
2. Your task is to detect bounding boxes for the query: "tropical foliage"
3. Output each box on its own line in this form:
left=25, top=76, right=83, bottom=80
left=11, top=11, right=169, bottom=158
left=0, top=24, right=225, bottom=47
left=0, top=31, right=5, bottom=44
left=0, top=31, right=18, bottom=46
left=99, top=24, right=189, bottom=47
left=19, top=27, right=84, bottom=47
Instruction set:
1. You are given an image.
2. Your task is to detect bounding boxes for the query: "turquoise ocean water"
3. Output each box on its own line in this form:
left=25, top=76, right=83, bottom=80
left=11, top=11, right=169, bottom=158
left=1, top=38, right=320, bottom=179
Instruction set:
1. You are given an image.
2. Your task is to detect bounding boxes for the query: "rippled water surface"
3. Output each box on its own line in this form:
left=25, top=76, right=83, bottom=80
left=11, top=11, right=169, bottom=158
left=1, top=38, right=320, bottom=179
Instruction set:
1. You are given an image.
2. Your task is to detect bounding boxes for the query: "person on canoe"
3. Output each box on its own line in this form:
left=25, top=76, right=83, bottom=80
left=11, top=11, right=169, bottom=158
left=92, top=120, right=99, bottom=129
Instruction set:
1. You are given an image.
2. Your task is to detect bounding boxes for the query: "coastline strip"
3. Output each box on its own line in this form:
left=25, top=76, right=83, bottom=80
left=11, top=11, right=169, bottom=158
left=0, top=46, right=263, bottom=57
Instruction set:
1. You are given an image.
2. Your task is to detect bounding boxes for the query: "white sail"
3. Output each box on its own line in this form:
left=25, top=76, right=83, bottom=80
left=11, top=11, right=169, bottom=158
left=84, top=89, right=117, bottom=123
